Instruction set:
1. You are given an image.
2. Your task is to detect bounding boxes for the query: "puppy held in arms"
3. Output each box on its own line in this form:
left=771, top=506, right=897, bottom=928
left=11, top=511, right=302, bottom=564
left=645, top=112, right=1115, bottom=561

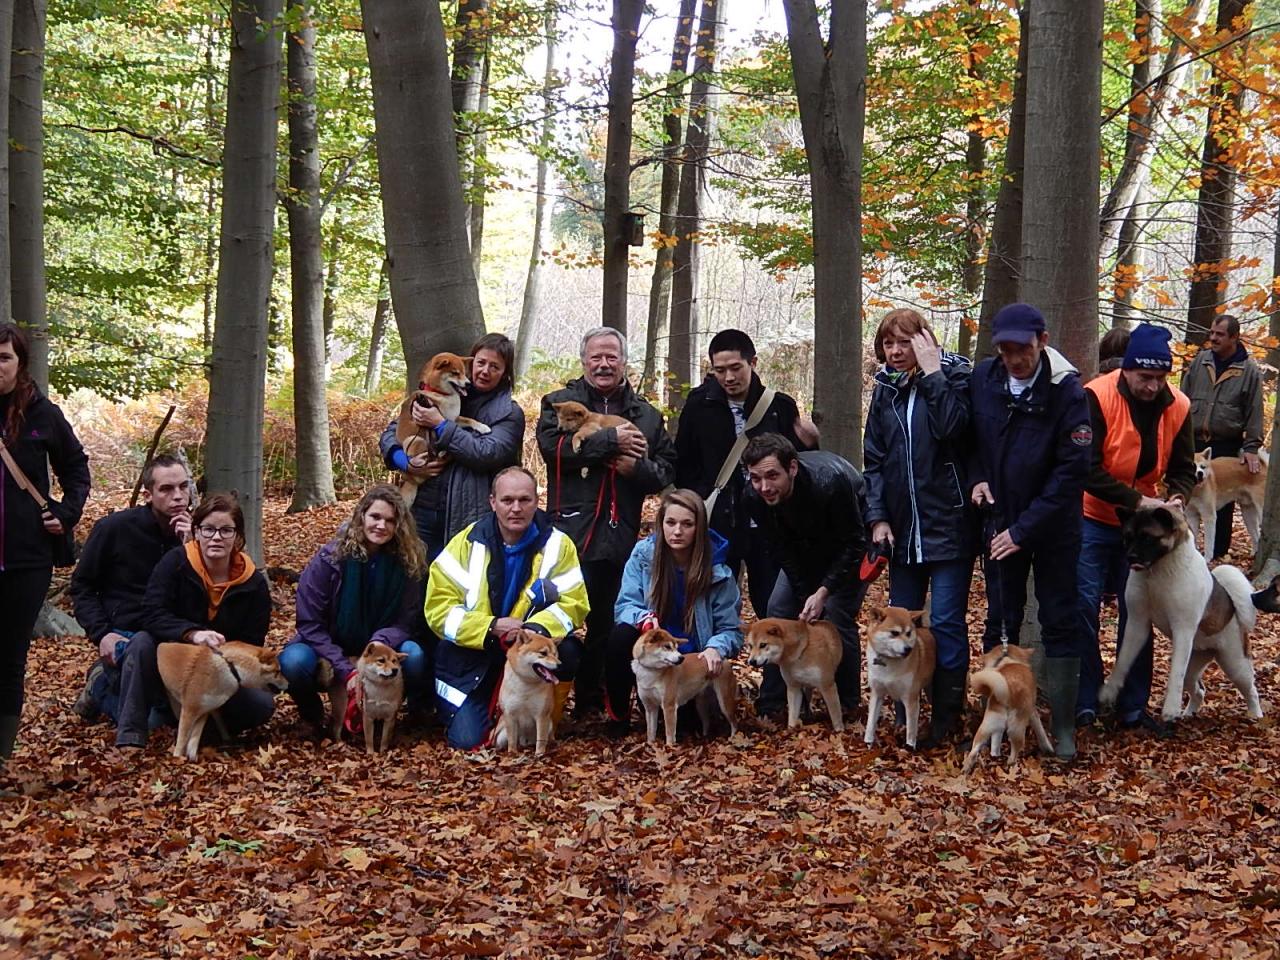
left=962, top=644, right=1052, bottom=775
left=495, top=630, right=562, bottom=756
left=552, top=400, right=631, bottom=453
left=863, top=607, right=936, bottom=750
left=395, top=352, right=492, bottom=500
left=631, top=628, right=738, bottom=746
left=1101, top=505, right=1263, bottom=725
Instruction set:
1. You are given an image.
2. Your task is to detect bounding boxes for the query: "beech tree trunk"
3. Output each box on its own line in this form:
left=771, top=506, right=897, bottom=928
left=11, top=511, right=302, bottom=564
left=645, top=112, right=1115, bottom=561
left=515, top=9, right=558, bottom=379
left=361, top=0, right=485, bottom=380
left=641, top=0, right=696, bottom=396
left=284, top=0, right=335, bottom=513
left=1186, top=0, right=1252, bottom=346
left=201, top=13, right=218, bottom=350
left=365, top=259, right=391, bottom=395
left=469, top=54, right=489, bottom=278
left=783, top=0, right=865, bottom=464
left=451, top=0, right=487, bottom=242
left=1268, top=206, right=1280, bottom=372
left=601, top=0, right=644, bottom=336
left=960, top=127, right=985, bottom=357
left=1021, top=0, right=1102, bottom=379
left=975, top=0, right=1028, bottom=361
left=10, top=0, right=44, bottom=388
left=0, top=1, right=15, bottom=326
left=204, top=0, right=284, bottom=564
left=668, top=0, right=726, bottom=402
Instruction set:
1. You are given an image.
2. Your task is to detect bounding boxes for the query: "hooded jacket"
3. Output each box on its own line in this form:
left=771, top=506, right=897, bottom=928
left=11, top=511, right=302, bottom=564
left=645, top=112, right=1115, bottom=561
left=863, top=352, right=973, bottom=564
left=968, top=346, right=1090, bottom=547
left=142, top=545, right=272, bottom=645
left=613, top=528, right=743, bottom=657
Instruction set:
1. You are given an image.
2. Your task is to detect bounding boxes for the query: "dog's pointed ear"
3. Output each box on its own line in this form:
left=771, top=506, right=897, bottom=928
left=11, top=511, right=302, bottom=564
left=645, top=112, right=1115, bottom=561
left=396, top=650, right=410, bottom=662
left=1200, top=446, right=1213, bottom=459
left=1152, top=506, right=1175, bottom=527
left=870, top=606, right=887, bottom=622
left=908, top=609, right=927, bottom=628
left=360, top=641, right=377, bottom=658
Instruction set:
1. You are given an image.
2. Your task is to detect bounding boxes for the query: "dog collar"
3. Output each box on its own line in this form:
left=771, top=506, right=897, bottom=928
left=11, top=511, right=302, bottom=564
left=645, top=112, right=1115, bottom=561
left=213, top=649, right=242, bottom=686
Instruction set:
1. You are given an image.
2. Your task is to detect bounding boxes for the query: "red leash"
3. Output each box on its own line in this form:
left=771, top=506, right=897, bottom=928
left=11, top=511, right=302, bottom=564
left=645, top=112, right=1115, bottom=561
left=554, top=435, right=618, bottom=556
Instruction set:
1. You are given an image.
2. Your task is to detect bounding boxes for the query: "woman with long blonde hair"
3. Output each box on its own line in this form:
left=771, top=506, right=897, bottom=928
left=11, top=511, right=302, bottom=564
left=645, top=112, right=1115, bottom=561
left=604, top=488, right=742, bottom=737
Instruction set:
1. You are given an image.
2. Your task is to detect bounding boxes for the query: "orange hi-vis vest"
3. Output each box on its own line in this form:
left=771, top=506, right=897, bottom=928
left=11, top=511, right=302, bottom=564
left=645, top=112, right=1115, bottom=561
left=1082, top=369, right=1190, bottom=527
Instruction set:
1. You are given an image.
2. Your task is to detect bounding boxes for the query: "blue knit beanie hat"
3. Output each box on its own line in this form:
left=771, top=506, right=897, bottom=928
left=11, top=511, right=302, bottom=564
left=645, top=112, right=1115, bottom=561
left=1121, top=323, right=1173, bottom=372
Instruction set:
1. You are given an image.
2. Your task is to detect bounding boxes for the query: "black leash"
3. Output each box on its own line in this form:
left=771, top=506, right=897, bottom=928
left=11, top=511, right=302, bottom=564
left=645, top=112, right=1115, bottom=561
left=982, top=503, right=1012, bottom=653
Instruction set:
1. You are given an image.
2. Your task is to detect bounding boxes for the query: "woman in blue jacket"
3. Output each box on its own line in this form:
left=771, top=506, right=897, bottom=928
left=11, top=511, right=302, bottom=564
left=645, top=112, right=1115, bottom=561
left=604, top=488, right=742, bottom=737
left=863, top=308, right=974, bottom=747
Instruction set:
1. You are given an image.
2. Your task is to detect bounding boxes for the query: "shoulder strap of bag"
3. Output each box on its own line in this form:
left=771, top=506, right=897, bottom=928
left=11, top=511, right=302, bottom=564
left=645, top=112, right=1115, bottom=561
left=0, top=436, right=49, bottom=510
left=705, top=387, right=776, bottom=514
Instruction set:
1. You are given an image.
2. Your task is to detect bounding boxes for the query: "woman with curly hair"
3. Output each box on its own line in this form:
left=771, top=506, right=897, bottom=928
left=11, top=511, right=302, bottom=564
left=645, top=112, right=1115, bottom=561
left=279, top=485, right=429, bottom=732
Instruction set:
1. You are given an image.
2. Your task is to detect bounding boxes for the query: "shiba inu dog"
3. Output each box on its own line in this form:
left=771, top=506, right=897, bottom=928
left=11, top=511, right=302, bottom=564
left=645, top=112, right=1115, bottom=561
left=552, top=400, right=632, bottom=453
left=744, top=618, right=844, bottom=733
left=863, top=607, right=936, bottom=749
left=1102, top=506, right=1262, bottom=724
left=630, top=628, right=738, bottom=746
left=395, top=352, right=492, bottom=499
left=352, top=641, right=408, bottom=754
left=1185, top=448, right=1267, bottom=559
left=962, top=644, right=1052, bottom=774
left=156, top=641, right=287, bottom=761
left=497, top=630, right=561, bottom=756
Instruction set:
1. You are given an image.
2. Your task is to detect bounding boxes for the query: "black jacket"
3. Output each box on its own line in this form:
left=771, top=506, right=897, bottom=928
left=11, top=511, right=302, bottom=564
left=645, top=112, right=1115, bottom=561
left=675, top=373, right=811, bottom=543
left=143, top=546, right=272, bottom=645
left=744, top=451, right=867, bottom=596
left=0, top=389, right=90, bottom=572
left=969, top=348, right=1090, bottom=548
left=70, top=505, right=183, bottom=645
left=863, top=354, right=973, bottom=564
left=537, top=377, right=677, bottom=566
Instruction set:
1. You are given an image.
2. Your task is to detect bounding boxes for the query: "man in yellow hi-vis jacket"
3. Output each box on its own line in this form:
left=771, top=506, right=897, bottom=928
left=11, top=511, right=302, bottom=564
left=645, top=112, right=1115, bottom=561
left=425, top=467, right=590, bottom=748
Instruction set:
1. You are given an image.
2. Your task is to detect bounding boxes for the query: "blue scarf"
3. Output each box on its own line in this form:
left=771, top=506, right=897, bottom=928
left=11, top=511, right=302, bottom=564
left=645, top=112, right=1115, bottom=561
left=498, top=524, right=542, bottom=617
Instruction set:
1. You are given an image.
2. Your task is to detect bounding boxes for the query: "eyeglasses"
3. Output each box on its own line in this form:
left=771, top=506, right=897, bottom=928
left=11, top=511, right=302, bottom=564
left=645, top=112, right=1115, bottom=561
left=196, top=525, right=237, bottom=540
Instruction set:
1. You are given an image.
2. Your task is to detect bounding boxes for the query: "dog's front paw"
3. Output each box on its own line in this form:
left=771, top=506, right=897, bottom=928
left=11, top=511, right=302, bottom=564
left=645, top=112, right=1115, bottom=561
left=473, top=423, right=492, bottom=435
left=1099, top=681, right=1119, bottom=708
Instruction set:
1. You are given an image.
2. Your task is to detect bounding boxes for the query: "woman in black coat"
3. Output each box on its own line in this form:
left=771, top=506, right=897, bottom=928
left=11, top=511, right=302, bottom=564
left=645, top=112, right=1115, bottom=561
left=0, top=323, right=90, bottom=764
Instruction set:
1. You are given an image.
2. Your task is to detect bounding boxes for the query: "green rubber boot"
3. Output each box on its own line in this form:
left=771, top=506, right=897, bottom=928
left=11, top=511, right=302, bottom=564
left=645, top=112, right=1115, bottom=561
left=1043, top=657, right=1080, bottom=762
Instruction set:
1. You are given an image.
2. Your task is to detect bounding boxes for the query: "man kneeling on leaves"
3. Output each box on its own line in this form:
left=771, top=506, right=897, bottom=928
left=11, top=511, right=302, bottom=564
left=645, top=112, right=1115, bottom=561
left=425, top=466, right=590, bottom=749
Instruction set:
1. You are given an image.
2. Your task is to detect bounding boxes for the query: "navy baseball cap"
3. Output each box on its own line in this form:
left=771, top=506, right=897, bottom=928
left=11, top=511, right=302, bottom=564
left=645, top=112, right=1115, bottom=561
left=991, top=303, right=1046, bottom=346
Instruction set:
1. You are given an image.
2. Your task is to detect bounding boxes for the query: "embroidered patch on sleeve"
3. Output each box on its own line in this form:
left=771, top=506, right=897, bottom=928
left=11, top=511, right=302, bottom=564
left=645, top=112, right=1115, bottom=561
left=1071, top=424, right=1093, bottom=447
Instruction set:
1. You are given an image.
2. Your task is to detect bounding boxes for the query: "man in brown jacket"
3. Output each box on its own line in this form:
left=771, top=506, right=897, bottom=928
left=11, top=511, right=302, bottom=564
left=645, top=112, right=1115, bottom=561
left=1180, top=314, right=1263, bottom=560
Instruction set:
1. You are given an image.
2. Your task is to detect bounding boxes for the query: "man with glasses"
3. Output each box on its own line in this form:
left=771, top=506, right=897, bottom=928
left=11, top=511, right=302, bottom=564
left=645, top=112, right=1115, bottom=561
left=70, top=454, right=193, bottom=748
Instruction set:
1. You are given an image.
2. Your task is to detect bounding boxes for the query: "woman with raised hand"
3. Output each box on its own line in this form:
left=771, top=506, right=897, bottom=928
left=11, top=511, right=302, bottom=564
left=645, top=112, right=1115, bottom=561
left=279, top=485, right=428, bottom=734
left=0, top=322, right=91, bottom=767
left=604, top=488, right=742, bottom=737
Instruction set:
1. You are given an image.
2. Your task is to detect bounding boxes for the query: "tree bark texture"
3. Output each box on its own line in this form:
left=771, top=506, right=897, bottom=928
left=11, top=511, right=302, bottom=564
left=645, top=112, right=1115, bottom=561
left=641, top=0, right=696, bottom=396
left=1186, top=0, right=1252, bottom=346
left=365, top=259, right=391, bottom=395
left=515, top=9, right=558, bottom=379
left=0, top=0, right=16, bottom=328
left=468, top=53, right=489, bottom=278
left=205, top=0, right=284, bottom=564
left=1266, top=201, right=1280, bottom=372
left=452, top=0, right=487, bottom=243
left=1111, top=183, right=1146, bottom=327
left=783, top=0, right=865, bottom=465
left=960, top=127, right=985, bottom=357
left=10, top=0, right=44, bottom=389
left=668, top=0, right=726, bottom=401
left=1021, top=0, right=1102, bottom=379
left=601, top=0, right=644, bottom=336
left=361, top=0, right=485, bottom=381
left=285, top=0, right=336, bottom=512
left=975, top=0, right=1028, bottom=361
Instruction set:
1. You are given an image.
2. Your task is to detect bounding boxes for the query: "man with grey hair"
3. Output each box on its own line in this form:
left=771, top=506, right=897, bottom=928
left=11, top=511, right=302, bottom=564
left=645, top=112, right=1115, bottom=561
left=537, top=326, right=677, bottom=722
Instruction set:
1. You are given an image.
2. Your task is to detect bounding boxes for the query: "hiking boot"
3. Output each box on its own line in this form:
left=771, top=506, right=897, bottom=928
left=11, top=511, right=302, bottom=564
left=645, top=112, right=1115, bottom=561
left=72, top=659, right=108, bottom=723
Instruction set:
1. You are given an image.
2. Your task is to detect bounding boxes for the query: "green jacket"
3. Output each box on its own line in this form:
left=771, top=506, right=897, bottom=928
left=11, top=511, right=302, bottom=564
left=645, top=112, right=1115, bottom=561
left=1179, top=348, right=1263, bottom=454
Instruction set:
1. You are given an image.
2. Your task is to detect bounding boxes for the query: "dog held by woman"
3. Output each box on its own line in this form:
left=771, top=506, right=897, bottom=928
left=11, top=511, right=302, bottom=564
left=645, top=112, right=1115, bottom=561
left=1100, top=505, right=1262, bottom=724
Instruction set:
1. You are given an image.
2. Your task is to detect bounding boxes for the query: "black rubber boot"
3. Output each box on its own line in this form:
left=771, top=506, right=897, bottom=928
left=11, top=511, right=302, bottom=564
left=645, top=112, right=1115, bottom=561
left=0, top=715, right=18, bottom=762
left=920, top=667, right=968, bottom=750
left=1044, top=656, right=1080, bottom=761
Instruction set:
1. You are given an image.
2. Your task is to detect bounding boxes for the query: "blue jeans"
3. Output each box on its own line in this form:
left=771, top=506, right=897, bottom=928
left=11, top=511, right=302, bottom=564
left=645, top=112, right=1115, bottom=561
left=1077, top=518, right=1151, bottom=720
left=279, top=640, right=429, bottom=724
left=888, top=558, right=973, bottom=672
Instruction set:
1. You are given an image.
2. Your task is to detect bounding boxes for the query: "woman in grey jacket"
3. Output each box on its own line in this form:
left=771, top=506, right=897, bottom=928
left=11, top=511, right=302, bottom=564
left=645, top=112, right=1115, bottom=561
left=380, top=333, right=525, bottom=559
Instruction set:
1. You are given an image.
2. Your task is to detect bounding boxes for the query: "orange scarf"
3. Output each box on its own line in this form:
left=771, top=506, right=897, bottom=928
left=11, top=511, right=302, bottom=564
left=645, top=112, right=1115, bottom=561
left=185, top=540, right=256, bottom=622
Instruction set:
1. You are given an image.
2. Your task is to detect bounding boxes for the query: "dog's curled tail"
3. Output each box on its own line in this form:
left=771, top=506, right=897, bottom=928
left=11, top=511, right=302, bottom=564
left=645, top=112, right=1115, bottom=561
left=1213, top=564, right=1258, bottom=634
left=970, top=668, right=1010, bottom=707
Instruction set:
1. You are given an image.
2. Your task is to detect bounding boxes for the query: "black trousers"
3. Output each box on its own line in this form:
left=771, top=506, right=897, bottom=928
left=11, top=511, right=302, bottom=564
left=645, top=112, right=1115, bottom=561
left=604, top=622, right=642, bottom=723
left=1208, top=436, right=1242, bottom=560
left=979, top=542, right=1082, bottom=659
left=577, top=559, right=624, bottom=712
left=0, top=565, right=52, bottom=719
left=757, top=572, right=866, bottom=714
left=729, top=524, right=782, bottom=621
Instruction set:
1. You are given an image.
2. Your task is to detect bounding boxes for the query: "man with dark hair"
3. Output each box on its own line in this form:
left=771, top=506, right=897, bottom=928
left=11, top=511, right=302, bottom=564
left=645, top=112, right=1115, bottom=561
left=742, top=434, right=867, bottom=717
left=675, top=328, right=818, bottom=618
left=1180, top=313, right=1263, bottom=559
left=70, top=454, right=192, bottom=747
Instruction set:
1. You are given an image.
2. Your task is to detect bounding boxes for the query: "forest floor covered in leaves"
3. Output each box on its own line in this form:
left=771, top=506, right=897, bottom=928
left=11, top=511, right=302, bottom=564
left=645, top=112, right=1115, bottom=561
left=3, top=496, right=1280, bottom=959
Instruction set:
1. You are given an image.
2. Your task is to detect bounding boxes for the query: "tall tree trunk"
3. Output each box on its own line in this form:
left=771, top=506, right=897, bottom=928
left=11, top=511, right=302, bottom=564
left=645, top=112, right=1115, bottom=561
left=0, top=1, right=15, bottom=327
left=1186, top=0, right=1252, bottom=346
left=365, top=259, right=391, bottom=395
left=201, top=11, right=218, bottom=351
left=1021, top=0, right=1102, bottom=379
left=10, top=0, right=44, bottom=389
left=322, top=235, right=337, bottom=373
left=975, top=0, right=1028, bottom=361
left=668, top=0, right=726, bottom=402
left=783, top=0, right=865, bottom=464
left=641, top=0, right=697, bottom=397
left=469, top=53, right=489, bottom=279
left=1111, top=182, right=1145, bottom=327
left=1268, top=203, right=1280, bottom=372
left=960, top=129, right=985, bottom=357
left=515, top=8, right=558, bottom=379
left=361, top=0, right=485, bottom=380
left=285, top=0, right=336, bottom=513
left=204, top=0, right=284, bottom=564
left=451, top=0, right=487, bottom=240
left=601, top=0, right=644, bottom=336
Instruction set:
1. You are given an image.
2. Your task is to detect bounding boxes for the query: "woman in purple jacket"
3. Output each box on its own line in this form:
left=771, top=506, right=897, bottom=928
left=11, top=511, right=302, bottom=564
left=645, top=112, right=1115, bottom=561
left=279, top=485, right=428, bottom=732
